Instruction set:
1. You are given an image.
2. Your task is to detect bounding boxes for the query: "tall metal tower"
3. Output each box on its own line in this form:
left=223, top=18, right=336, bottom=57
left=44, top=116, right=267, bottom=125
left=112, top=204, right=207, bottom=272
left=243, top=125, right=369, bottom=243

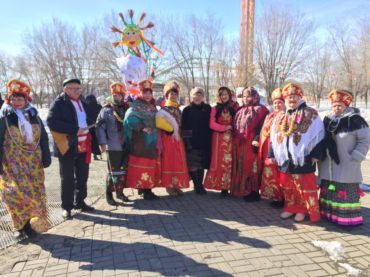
left=240, top=0, right=255, bottom=86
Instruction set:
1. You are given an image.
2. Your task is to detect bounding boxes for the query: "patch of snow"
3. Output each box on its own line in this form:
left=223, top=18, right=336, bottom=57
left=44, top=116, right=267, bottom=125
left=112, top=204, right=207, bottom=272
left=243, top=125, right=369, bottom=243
left=312, top=240, right=363, bottom=277
left=338, top=263, right=362, bottom=276
left=312, top=240, right=345, bottom=261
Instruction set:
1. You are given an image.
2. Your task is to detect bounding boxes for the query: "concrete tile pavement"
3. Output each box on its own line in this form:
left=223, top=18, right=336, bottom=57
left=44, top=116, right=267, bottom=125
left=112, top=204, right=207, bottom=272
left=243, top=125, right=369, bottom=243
left=0, top=159, right=370, bottom=276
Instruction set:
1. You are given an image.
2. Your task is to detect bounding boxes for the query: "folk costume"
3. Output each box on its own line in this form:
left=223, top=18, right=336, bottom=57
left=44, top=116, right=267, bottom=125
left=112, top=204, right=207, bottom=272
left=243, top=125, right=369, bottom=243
left=156, top=81, right=190, bottom=196
left=231, top=87, right=269, bottom=201
left=96, top=82, right=130, bottom=205
left=259, top=88, right=285, bottom=204
left=181, top=87, right=212, bottom=194
left=204, top=87, right=238, bottom=195
left=319, top=89, right=370, bottom=225
left=270, top=83, right=324, bottom=222
left=0, top=79, right=51, bottom=238
left=123, top=80, right=161, bottom=200
left=47, top=78, right=94, bottom=219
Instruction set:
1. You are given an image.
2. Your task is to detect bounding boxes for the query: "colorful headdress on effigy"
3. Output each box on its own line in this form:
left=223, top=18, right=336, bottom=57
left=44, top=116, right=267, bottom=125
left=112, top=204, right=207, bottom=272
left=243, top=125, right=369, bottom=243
left=328, top=89, right=353, bottom=106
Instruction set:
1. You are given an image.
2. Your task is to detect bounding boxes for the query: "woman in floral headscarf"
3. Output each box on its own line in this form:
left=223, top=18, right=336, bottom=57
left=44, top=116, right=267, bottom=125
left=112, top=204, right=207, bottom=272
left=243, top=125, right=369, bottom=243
left=0, top=79, right=51, bottom=239
left=231, top=87, right=269, bottom=201
left=319, top=89, right=370, bottom=226
left=123, top=80, right=162, bottom=200
left=204, top=87, right=238, bottom=196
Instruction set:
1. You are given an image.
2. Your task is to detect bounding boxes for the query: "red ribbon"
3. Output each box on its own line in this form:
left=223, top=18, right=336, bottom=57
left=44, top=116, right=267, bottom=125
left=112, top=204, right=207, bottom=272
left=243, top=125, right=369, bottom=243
left=358, top=188, right=365, bottom=197
left=337, top=191, right=347, bottom=200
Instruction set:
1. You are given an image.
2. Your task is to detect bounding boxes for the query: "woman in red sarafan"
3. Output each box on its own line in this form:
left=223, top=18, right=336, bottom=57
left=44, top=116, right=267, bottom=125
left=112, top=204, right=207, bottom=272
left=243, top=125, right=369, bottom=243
left=123, top=80, right=162, bottom=200
left=156, top=81, right=190, bottom=196
left=231, top=87, right=269, bottom=201
left=259, top=88, right=285, bottom=207
left=204, top=87, right=238, bottom=196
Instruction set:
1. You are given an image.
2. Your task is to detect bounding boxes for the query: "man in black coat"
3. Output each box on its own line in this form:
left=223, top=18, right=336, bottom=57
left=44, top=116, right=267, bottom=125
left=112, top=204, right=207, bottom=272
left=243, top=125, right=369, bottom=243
left=47, top=78, right=95, bottom=220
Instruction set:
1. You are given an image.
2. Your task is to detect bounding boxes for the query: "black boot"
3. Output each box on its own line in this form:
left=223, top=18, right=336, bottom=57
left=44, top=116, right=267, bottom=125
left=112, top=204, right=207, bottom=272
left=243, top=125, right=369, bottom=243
left=190, top=171, right=205, bottom=194
left=243, top=191, right=261, bottom=202
left=220, top=190, right=229, bottom=197
left=196, top=169, right=207, bottom=194
left=23, top=220, right=37, bottom=238
left=106, top=191, right=117, bottom=206
left=270, top=200, right=284, bottom=208
left=143, top=189, right=160, bottom=200
left=116, top=192, right=130, bottom=202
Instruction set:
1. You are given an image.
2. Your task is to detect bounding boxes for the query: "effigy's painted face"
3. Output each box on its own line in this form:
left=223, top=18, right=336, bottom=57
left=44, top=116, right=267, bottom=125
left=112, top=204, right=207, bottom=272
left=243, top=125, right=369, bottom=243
left=121, top=26, right=141, bottom=48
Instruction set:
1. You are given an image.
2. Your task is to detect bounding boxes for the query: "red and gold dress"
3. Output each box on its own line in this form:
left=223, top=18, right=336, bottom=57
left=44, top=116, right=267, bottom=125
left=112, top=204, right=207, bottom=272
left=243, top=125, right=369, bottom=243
left=231, top=104, right=269, bottom=196
left=204, top=107, right=234, bottom=190
left=258, top=112, right=283, bottom=201
left=156, top=101, right=190, bottom=189
left=124, top=98, right=161, bottom=189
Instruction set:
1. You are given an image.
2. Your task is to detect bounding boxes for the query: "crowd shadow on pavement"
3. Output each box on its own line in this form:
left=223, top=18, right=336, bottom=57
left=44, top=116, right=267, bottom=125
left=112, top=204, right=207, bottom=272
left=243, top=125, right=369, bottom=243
left=74, top=209, right=272, bottom=249
left=125, top=190, right=370, bottom=237
left=34, top=233, right=233, bottom=276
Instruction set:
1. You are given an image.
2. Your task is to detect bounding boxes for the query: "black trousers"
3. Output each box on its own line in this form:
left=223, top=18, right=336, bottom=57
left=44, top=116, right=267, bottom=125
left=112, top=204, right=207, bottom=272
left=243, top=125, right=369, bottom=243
left=59, top=153, right=89, bottom=210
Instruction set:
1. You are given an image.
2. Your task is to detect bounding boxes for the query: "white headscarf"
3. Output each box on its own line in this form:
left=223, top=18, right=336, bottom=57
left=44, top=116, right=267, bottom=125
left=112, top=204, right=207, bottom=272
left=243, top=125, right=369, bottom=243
left=14, top=106, right=34, bottom=144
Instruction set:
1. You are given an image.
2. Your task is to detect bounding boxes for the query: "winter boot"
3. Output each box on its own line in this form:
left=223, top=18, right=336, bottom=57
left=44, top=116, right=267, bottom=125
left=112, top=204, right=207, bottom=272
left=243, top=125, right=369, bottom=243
left=106, top=191, right=117, bottom=206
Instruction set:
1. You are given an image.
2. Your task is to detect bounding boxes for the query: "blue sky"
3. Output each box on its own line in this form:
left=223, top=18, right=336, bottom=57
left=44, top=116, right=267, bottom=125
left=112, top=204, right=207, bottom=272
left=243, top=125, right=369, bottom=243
left=0, top=0, right=368, bottom=55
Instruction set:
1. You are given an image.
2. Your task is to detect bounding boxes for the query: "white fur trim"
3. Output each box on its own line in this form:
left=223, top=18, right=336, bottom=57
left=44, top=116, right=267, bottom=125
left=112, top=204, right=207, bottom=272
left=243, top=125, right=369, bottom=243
left=156, top=109, right=180, bottom=141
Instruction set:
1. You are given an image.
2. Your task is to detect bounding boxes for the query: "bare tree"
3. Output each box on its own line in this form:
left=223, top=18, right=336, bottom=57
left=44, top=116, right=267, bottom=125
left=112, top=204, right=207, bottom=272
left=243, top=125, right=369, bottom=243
left=254, top=6, right=315, bottom=103
left=304, top=42, right=331, bottom=108
left=0, top=52, right=14, bottom=94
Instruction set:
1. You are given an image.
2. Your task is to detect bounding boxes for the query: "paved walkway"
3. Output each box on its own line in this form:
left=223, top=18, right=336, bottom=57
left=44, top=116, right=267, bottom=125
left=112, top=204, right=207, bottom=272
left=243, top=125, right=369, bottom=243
left=0, top=159, right=370, bottom=277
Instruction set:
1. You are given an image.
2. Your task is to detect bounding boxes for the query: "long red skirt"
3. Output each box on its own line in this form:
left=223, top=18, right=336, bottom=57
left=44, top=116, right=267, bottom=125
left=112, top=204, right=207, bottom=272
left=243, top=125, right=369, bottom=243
left=204, top=131, right=233, bottom=190
left=230, top=137, right=259, bottom=196
left=280, top=172, right=320, bottom=222
left=161, top=133, right=190, bottom=189
left=126, top=155, right=161, bottom=189
left=260, top=159, right=283, bottom=201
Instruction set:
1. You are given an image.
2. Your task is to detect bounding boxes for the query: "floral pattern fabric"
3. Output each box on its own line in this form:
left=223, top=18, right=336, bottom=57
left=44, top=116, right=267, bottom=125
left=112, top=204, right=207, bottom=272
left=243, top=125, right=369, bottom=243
left=204, top=111, right=233, bottom=190
left=0, top=123, right=48, bottom=231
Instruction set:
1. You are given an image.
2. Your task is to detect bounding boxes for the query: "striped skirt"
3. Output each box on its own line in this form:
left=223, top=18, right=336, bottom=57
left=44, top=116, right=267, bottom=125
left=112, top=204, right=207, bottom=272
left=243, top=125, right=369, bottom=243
left=320, top=180, right=364, bottom=226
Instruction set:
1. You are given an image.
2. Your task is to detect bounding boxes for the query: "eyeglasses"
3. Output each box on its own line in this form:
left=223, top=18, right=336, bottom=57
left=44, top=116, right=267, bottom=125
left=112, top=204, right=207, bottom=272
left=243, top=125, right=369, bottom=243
left=66, top=87, right=82, bottom=91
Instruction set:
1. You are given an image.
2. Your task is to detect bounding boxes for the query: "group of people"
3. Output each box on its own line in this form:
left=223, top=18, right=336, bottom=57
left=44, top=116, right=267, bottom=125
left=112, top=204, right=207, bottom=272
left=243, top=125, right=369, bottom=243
left=0, top=77, right=369, bottom=241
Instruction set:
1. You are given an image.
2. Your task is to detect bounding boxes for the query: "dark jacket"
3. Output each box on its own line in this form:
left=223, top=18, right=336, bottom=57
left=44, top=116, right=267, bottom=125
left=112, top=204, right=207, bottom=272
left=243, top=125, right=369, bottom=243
left=181, top=102, right=212, bottom=168
left=0, top=105, right=51, bottom=173
left=268, top=102, right=324, bottom=174
left=85, top=94, right=102, bottom=155
left=47, top=93, right=93, bottom=158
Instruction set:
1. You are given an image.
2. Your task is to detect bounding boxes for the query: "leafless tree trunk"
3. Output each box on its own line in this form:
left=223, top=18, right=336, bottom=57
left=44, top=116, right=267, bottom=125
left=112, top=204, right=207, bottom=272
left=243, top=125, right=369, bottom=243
left=304, top=43, right=331, bottom=108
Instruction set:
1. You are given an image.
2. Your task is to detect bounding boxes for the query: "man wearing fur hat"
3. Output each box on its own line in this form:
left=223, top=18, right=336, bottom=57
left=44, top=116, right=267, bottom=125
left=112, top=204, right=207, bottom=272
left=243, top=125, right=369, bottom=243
left=47, top=78, right=95, bottom=220
left=269, top=83, right=325, bottom=222
left=96, top=82, right=131, bottom=205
